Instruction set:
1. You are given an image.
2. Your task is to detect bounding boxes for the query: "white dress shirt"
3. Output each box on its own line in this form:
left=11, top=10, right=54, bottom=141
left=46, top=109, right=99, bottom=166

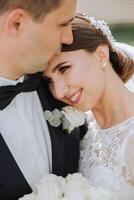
left=0, top=76, right=52, bottom=191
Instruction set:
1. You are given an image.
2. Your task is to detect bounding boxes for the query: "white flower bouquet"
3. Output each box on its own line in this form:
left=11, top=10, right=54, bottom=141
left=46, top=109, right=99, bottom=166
left=19, top=173, right=114, bottom=200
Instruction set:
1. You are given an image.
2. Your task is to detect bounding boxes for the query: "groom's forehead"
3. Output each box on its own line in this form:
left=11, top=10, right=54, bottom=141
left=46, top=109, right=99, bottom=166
left=42, top=0, right=76, bottom=23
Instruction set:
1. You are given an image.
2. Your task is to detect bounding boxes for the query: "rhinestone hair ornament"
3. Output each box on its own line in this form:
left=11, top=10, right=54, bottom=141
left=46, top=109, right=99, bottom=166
left=77, top=13, right=116, bottom=48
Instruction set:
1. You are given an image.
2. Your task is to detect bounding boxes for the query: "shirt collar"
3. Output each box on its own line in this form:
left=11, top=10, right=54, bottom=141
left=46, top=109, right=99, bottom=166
left=0, top=76, right=25, bottom=87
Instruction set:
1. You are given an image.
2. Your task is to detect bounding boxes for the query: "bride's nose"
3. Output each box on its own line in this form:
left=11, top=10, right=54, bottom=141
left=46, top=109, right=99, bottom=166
left=53, top=80, right=68, bottom=100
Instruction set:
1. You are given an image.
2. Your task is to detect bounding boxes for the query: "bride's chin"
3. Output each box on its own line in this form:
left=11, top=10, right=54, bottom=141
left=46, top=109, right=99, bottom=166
left=81, top=108, right=90, bottom=112
left=74, top=105, right=90, bottom=112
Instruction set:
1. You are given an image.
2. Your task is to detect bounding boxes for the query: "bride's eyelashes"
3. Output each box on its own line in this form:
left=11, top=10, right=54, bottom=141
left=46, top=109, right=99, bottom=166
left=58, top=65, right=71, bottom=74
left=44, top=64, right=71, bottom=85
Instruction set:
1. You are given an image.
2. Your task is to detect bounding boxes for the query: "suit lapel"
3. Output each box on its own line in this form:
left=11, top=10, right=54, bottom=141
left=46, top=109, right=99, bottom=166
left=37, top=79, right=67, bottom=176
left=37, top=78, right=80, bottom=177
left=0, top=133, right=32, bottom=200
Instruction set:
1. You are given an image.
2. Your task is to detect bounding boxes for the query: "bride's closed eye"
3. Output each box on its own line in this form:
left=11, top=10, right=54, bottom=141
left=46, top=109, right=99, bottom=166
left=58, top=65, right=71, bottom=74
left=43, top=64, right=71, bottom=85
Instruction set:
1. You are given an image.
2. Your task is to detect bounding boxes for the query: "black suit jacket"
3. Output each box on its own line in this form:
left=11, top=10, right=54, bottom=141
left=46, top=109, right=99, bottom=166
left=0, top=77, right=80, bottom=200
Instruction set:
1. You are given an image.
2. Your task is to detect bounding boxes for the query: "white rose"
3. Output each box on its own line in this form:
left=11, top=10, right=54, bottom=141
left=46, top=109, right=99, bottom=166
left=63, top=173, right=91, bottom=200
left=35, top=174, right=65, bottom=200
left=19, top=173, right=114, bottom=200
left=61, top=106, right=86, bottom=133
left=19, top=174, right=65, bottom=200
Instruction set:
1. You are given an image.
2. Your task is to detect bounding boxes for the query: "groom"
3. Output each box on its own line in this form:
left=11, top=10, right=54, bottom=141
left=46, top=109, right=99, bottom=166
left=0, top=0, right=80, bottom=200
left=0, top=1, right=133, bottom=200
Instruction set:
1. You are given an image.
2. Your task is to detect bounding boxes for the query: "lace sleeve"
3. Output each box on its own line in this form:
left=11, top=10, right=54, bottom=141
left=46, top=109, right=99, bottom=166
left=122, top=131, right=134, bottom=185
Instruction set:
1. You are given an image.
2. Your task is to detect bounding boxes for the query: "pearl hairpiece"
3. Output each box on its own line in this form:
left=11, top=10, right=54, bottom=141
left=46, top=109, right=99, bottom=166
left=78, top=13, right=116, bottom=47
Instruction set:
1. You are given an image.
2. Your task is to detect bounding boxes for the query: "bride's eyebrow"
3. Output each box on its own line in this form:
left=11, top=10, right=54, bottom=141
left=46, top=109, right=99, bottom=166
left=52, top=61, right=69, bottom=73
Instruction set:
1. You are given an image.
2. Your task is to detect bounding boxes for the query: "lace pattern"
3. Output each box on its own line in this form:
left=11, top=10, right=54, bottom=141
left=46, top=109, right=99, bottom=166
left=79, top=116, right=134, bottom=195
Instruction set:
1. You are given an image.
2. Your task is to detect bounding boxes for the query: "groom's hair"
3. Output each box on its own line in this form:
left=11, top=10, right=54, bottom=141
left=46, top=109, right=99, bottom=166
left=0, top=0, right=62, bottom=20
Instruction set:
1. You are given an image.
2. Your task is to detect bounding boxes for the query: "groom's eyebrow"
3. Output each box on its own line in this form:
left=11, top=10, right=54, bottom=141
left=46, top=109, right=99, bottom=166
left=52, top=61, right=68, bottom=72
left=60, top=17, right=74, bottom=26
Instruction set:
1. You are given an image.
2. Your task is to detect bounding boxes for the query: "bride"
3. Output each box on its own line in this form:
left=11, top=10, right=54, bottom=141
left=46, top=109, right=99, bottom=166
left=44, top=14, right=134, bottom=199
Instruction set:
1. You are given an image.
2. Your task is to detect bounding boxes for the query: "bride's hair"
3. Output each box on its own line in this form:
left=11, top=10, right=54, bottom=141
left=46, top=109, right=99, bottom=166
left=62, top=14, right=134, bottom=83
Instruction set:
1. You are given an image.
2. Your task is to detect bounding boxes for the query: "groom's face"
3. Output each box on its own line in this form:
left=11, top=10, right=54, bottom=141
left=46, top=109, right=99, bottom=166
left=0, top=0, right=76, bottom=79
left=23, top=0, right=76, bottom=74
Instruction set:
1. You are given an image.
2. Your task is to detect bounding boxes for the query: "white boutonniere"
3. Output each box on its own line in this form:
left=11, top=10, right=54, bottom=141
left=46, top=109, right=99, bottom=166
left=43, top=106, right=86, bottom=133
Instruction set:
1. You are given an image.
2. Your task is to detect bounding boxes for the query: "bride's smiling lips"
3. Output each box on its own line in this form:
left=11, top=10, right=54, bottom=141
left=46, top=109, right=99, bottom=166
left=65, top=89, right=83, bottom=104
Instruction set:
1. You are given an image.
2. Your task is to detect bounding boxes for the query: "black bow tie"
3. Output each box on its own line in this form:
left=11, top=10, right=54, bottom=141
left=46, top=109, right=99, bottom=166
left=0, top=72, right=42, bottom=110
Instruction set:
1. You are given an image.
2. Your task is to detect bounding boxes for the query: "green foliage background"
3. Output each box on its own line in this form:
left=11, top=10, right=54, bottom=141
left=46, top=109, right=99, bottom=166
left=111, top=24, right=134, bottom=46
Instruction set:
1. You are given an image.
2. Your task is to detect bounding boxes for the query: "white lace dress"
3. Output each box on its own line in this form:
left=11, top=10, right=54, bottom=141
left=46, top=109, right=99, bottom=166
left=79, top=115, right=134, bottom=199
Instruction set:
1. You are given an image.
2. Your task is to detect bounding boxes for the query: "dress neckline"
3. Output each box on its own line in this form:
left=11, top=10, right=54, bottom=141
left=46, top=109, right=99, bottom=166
left=94, top=115, right=134, bottom=133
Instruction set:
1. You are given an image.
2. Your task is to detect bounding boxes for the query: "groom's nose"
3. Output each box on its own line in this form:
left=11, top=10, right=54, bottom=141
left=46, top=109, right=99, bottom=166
left=61, top=25, right=73, bottom=45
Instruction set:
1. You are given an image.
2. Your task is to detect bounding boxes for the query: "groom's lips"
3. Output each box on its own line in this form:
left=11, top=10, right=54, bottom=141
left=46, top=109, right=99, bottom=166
left=65, top=89, right=83, bottom=104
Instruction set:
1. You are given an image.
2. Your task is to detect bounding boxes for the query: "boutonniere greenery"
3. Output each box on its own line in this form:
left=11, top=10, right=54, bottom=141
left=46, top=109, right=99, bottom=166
left=43, top=106, right=86, bottom=134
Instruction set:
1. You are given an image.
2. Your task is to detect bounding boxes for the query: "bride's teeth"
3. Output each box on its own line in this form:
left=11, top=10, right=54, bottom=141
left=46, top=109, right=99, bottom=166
left=71, top=91, right=80, bottom=102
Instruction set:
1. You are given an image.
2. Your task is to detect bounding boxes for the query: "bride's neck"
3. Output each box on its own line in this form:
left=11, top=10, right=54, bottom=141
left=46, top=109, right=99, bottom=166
left=92, top=76, right=134, bottom=129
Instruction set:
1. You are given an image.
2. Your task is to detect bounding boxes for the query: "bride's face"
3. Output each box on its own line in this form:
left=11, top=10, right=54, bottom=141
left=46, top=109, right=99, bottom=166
left=44, top=49, right=107, bottom=111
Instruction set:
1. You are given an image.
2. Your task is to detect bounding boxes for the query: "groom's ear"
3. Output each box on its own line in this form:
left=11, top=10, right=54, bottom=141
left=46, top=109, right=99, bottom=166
left=2, top=9, right=29, bottom=38
left=96, top=45, right=109, bottom=62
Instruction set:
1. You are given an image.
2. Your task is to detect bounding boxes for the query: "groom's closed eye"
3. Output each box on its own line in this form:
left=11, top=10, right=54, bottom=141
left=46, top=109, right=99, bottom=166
left=59, top=17, right=74, bottom=27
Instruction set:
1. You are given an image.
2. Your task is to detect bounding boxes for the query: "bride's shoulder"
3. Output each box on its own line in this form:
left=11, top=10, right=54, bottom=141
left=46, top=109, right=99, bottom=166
left=119, top=116, right=134, bottom=147
left=121, top=118, right=134, bottom=183
left=120, top=117, right=134, bottom=160
left=123, top=116, right=134, bottom=137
